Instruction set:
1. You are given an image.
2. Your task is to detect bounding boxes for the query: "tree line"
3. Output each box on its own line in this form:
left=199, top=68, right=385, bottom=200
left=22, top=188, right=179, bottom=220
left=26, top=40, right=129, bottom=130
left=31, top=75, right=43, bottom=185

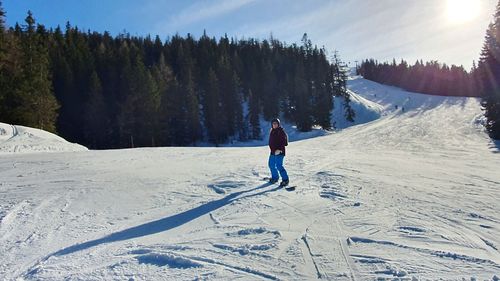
left=358, top=59, right=477, bottom=97
left=0, top=5, right=354, bottom=149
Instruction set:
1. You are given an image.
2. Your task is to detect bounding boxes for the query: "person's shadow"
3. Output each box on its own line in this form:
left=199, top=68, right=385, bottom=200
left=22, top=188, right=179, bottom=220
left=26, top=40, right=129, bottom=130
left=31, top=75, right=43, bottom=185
left=492, top=140, right=500, bottom=153
left=50, top=183, right=280, bottom=257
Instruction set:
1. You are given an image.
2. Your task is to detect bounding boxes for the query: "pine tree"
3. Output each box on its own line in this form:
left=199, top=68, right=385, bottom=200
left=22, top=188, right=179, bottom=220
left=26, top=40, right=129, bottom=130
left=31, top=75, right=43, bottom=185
left=50, top=32, right=74, bottom=137
left=479, top=1, right=500, bottom=139
left=301, top=33, right=312, bottom=56
left=0, top=1, right=5, bottom=34
left=159, top=42, right=192, bottom=146
left=333, top=52, right=355, bottom=122
left=115, top=41, right=134, bottom=147
left=311, top=49, right=333, bottom=130
left=159, top=79, right=184, bottom=146
left=293, top=58, right=313, bottom=131
left=0, top=3, right=24, bottom=124
left=83, top=71, right=107, bottom=148
left=232, top=71, right=245, bottom=140
left=175, top=42, right=202, bottom=145
left=261, top=59, right=279, bottom=121
left=248, top=89, right=261, bottom=139
left=0, top=0, right=8, bottom=119
left=217, top=54, right=243, bottom=137
left=153, top=53, right=175, bottom=146
left=15, top=11, right=59, bottom=132
left=182, top=66, right=202, bottom=144
left=204, top=68, right=228, bottom=144
left=117, top=44, right=159, bottom=147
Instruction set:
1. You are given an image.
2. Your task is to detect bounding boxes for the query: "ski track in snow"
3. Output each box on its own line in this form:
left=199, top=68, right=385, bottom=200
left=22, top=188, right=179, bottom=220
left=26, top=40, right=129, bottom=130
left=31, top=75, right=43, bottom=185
left=1, top=75, right=500, bottom=280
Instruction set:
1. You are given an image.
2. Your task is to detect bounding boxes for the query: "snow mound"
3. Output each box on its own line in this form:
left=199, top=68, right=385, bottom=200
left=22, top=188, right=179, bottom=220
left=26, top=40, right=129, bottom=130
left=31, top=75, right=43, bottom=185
left=0, top=122, right=88, bottom=154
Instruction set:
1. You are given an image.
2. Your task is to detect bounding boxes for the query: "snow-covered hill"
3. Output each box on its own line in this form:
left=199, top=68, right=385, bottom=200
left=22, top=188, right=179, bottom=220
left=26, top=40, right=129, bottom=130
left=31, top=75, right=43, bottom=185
left=1, top=76, right=499, bottom=280
left=0, top=123, right=87, bottom=154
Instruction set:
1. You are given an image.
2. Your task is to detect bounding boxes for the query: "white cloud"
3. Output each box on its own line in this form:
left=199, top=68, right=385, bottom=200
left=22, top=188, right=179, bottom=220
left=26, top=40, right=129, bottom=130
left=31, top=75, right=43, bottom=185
left=163, top=0, right=258, bottom=31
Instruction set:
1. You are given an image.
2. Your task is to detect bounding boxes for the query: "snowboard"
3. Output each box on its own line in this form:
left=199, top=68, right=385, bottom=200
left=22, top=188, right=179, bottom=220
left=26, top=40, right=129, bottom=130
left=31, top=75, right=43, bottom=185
left=262, top=177, right=295, bottom=191
left=262, top=177, right=276, bottom=183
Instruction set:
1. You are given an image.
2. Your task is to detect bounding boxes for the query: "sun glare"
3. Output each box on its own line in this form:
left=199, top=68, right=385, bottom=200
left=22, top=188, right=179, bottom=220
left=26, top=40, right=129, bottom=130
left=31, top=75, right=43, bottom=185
left=446, top=0, right=480, bottom=24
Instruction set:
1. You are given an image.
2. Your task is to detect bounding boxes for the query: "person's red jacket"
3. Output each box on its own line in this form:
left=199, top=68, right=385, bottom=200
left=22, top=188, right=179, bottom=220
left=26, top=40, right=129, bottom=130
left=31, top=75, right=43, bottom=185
left=269, top=127, right=288, bottom=155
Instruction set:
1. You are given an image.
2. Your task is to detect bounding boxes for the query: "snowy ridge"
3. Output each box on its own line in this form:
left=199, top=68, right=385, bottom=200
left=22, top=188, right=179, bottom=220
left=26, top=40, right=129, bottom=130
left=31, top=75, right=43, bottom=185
left=1, top=75, right=499, bottom=280
left=0, top=122, right=88, bottom=154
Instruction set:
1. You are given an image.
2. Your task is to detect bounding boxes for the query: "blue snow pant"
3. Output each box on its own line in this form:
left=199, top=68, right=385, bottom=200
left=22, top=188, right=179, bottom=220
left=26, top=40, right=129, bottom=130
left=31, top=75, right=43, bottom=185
left=268, top=154, right=289, bottom=181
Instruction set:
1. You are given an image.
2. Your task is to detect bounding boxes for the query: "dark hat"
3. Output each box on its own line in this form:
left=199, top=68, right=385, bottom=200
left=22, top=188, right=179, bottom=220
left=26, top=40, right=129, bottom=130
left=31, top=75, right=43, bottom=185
left=271, top=118, right=280, bottom=126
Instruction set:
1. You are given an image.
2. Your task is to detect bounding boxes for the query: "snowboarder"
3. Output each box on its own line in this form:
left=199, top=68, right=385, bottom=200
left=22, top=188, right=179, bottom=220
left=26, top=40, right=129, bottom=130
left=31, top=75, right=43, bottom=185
left=268, top=118, right=289, bottom=187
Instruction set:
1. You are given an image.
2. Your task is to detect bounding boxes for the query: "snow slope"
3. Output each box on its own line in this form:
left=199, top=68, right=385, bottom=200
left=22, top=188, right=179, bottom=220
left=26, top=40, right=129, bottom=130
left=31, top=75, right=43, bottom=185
left=332, top=90, right=382, bottom=130
left=0, top=123, right=87, bottom=154
left=1, top=76, right=499, bottom=280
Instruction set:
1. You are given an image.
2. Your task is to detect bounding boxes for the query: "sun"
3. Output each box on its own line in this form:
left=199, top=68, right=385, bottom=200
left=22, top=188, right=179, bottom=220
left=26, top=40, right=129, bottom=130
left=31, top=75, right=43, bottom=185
left=446, top=0, right=481, bottom=24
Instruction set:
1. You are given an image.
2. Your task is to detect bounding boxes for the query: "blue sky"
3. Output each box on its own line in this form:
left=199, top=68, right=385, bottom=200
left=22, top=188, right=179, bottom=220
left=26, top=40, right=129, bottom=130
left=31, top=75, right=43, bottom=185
left=3, top=0, right=497, bottom=69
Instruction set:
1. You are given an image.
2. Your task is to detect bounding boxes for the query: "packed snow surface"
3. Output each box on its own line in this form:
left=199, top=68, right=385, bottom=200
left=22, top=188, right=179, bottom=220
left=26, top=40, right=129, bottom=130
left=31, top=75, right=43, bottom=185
left=1, top=75, right=499, bottom=280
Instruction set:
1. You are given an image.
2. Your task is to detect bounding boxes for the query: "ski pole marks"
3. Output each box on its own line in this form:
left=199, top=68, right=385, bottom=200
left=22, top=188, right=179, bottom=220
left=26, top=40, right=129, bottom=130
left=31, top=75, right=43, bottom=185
left=301, top=230, right=323, bottom=279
